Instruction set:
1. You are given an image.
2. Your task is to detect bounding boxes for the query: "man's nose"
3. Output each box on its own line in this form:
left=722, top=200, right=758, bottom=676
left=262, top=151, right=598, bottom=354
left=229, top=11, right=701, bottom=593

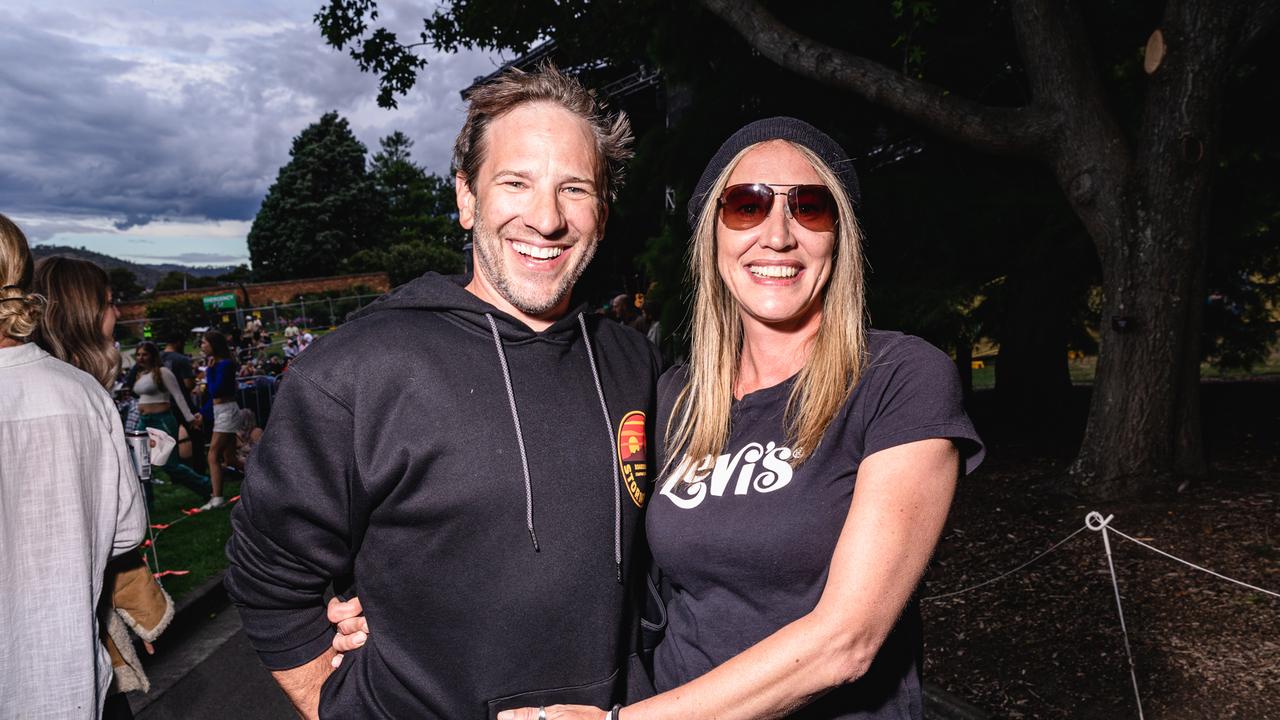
left=523, top=187, right=567, bottom=237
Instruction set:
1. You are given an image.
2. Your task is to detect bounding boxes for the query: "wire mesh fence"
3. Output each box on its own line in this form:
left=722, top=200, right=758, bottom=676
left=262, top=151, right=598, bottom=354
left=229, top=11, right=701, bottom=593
left=117, top=293, right=385, bottom=342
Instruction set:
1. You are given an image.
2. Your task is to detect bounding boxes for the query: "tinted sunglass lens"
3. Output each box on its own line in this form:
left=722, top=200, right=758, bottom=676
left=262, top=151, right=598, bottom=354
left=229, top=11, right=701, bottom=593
left=719, top=184, right=774, bottom=230
left=790, top=186, right=837, bottom=232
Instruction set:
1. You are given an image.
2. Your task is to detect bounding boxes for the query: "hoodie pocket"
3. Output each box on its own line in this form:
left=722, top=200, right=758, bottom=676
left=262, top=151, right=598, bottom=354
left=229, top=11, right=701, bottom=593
left=485, top=666, right=620, bottom=720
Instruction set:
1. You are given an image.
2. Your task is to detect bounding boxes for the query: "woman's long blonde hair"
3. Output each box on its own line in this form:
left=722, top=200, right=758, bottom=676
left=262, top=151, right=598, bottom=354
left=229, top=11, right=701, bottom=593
left=666, top=141, right=869, bottom=473
left=0, top=214, right=46, bottom=341
left=32, top=256, right=120, bottom=389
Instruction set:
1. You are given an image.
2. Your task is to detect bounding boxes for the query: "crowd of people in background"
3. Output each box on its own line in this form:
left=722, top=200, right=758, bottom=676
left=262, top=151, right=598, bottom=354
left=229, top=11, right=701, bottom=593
left=115, top=325, right=289, bottom=509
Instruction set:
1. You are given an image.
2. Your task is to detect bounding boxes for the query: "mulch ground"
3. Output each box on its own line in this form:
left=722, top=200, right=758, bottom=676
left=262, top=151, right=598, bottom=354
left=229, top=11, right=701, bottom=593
left=921, top=379, right=1280, bottom=719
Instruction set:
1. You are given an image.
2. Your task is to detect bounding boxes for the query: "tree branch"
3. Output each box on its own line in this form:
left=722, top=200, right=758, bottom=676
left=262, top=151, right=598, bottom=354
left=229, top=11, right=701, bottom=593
left=699, top=0, right=1054, bottom=158
left=1234, top=0, right=1280, bottom=59
left=1008, top=0, right=1108, bottom=118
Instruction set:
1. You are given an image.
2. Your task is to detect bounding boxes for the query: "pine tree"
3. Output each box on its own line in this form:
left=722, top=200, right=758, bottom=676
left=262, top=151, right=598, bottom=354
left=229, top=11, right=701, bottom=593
left=248, top=112, right=382, bottom=280
left=368, top=131, right=463, bottom=249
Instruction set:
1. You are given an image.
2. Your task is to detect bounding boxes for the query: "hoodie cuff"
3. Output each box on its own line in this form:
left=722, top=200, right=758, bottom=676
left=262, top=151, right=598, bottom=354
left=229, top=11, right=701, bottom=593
left=238, top=607, right=335, bottom=671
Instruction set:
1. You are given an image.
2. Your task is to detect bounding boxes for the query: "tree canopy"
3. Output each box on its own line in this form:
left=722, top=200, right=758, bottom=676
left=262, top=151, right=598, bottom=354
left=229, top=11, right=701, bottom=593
left=341, top=130, right=465, bottom=284
left=248, top=111, right=382, bottom=281
left=107, top=267, right=144, bottom=301
left=154, top=271, right=220, bottom=293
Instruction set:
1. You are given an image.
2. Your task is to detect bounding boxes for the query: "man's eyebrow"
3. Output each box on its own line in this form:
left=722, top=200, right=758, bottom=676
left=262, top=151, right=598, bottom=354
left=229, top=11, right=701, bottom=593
left=490, top=169, right=533, bottom=181
left=490, top=170, right=599, bottom=188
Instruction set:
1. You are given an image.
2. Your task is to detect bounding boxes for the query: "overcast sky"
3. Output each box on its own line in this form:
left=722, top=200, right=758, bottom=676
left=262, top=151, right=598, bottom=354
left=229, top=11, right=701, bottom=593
left=0, top=0, right=503, bottom=267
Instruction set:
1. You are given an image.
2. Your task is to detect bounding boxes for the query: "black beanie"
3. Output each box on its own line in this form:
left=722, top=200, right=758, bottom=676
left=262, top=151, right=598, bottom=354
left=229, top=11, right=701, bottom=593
left=687, top=116, right=860, bottom=230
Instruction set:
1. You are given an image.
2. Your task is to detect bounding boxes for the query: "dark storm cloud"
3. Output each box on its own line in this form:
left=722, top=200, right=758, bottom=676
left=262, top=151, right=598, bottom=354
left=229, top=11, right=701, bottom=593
left=0, top=2, right=500, bottom=242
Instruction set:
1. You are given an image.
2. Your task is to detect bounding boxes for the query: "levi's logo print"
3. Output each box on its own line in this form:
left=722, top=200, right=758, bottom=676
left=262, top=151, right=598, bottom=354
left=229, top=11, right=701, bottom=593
left=659, top=441, right=794, bottom=510
left=618, top=410, right=648, bottom=507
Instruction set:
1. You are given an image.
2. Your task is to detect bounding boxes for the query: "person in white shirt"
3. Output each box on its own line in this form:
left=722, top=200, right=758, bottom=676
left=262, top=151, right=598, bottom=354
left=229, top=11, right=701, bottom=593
left=0, top=214, right=147, bottom=718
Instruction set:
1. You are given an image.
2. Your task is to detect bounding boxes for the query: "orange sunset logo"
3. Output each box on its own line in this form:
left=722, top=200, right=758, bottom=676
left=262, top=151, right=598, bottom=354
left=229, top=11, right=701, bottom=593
left=617, top=410, right=648, bottom=507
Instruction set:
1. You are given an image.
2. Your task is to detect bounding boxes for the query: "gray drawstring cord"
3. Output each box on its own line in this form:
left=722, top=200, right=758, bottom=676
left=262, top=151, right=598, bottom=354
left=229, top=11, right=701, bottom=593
left=578, top=313, right=623, bottom=583
left=485, top=313, right=539, bottom=551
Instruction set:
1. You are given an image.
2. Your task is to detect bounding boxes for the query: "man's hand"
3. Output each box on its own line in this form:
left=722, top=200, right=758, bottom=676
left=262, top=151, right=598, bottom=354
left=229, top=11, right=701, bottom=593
left=497, top=705, right=609, bottom=720
left=327, top=596, right=370, bottom=667
left=270, top=647, right=338, bottom=720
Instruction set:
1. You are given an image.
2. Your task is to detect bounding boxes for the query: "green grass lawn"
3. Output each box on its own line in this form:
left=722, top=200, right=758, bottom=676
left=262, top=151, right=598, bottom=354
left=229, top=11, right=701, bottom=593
left=143, top=469, right=241, bottom=600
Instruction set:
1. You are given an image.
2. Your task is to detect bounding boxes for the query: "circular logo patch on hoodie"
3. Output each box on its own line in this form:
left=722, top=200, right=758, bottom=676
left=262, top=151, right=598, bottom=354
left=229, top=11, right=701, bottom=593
left=617, top=410, right=648, bottom=507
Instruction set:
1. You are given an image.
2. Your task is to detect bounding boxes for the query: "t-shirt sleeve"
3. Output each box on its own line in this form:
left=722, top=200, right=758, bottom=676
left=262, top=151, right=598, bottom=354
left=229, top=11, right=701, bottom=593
left=860, top=337, right=985, bottom=475
left=169, top=355, right=194, bottom=382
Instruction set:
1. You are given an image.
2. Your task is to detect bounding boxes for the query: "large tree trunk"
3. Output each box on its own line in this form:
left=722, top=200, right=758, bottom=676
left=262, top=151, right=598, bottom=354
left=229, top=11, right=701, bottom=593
left=700, top=0, right=1280, bottom=499
left=1068, top=205, right=1208, bottom=496
left=1066, top=0, right=1254, bottom=496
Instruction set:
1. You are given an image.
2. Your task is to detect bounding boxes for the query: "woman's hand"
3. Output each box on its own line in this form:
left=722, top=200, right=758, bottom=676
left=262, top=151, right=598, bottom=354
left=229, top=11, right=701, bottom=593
left=326, top=596, right=370, bottom=668
left=191, top=413, right=203, bottom=430
left=497, top=705, right=609, bottom=720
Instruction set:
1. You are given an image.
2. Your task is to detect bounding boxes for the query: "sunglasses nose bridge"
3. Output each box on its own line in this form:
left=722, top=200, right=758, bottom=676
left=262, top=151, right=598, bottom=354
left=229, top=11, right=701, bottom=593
left=758, top=191, right=798, bottom=250
left=779, top=188, right=797, bottom=222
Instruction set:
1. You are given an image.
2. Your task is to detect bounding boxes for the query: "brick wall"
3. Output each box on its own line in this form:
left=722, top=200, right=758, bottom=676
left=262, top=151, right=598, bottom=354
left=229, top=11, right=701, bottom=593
left=118, top=272, right=391, bottom=324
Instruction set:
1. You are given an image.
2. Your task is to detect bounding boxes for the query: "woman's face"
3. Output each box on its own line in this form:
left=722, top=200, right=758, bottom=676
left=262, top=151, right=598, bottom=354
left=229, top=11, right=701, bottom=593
left=101, top=289, right=120, bottom=340
left=715, top=141, right=836, bottom=333
left=135, top=347, right=152, bottom=366
left=200, top=337, right=212, bottom=355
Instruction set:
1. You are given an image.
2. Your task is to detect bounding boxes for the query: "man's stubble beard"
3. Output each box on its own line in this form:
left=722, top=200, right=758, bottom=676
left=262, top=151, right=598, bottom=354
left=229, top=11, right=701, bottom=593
left=471, top=204, right=601, bottom=317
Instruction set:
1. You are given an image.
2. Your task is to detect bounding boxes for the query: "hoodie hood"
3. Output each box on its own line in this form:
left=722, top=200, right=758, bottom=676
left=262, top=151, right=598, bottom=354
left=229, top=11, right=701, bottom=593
left=348, top=272, right=590, bottom=343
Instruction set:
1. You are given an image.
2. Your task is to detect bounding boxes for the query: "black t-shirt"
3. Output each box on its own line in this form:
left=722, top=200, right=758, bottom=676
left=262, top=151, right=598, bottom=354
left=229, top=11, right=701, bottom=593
left=646, top=330, right=984, bottom=720
left=161, top=350, right=195, bottom=385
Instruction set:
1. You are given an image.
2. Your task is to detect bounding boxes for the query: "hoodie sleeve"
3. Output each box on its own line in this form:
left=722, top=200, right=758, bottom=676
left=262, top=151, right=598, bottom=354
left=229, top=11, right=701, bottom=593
left=224, top=366, right=358, bottom=670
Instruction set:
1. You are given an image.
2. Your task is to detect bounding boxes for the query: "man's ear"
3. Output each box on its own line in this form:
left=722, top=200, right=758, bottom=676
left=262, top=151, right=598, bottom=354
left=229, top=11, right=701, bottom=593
left=456, top=173, right=476, bottom=230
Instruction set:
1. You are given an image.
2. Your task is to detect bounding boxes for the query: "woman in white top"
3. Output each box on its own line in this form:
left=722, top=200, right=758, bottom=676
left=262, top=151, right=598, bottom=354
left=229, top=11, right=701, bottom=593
left=0, top=213, right=147, bottom=718
left=132, top=340, right=211, bottom=502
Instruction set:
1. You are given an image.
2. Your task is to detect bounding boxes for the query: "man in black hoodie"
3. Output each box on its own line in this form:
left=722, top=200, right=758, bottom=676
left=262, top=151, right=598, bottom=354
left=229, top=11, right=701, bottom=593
left=225, top=65, right=660, bottom=719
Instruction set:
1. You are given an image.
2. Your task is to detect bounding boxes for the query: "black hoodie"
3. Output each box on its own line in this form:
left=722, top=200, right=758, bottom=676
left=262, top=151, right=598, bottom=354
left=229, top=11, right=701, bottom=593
left=225, top=273, right=660, bottom=719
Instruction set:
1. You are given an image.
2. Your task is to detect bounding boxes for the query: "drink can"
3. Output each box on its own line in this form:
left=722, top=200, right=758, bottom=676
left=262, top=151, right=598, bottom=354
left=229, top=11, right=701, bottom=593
left=125, top=430, right=151, bottom=483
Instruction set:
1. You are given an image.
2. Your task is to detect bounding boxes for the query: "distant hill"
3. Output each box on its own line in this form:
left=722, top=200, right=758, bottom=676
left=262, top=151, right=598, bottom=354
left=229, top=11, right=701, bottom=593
left=29, top=245, right=239, bottom=289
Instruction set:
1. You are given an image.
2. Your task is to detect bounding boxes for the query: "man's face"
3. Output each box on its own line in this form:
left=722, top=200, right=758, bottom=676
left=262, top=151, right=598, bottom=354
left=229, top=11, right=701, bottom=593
left=458, top=102, right=607, bottom=329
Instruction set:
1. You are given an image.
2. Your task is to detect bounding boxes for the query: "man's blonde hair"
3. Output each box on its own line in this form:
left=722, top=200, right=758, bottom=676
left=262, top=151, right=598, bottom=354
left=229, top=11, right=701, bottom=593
left=453, top=62, right=634, bottom=201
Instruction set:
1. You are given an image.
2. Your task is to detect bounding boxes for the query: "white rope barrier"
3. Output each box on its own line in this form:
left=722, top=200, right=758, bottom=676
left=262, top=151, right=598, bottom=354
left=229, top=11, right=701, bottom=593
left=922, top=524, right=1090, bottom=601
left=1087, top=512, right=1145, bottom=719
left=922, top=509, right=1279, bottom=719
left=1103, top=522, right=1280, bottom=600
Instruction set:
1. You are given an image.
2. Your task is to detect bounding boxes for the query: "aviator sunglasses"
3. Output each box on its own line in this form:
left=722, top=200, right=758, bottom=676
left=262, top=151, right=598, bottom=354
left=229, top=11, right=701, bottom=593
left=717, top=183, right=839, bottom=233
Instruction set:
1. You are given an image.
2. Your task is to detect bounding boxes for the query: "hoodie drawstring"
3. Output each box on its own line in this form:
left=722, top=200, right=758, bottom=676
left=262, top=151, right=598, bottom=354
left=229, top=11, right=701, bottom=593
left=483, top=312, right=624, bottom=584
left=485, top=313, right=539, bottom=552
left=578, top=313, right=624, bottom=584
